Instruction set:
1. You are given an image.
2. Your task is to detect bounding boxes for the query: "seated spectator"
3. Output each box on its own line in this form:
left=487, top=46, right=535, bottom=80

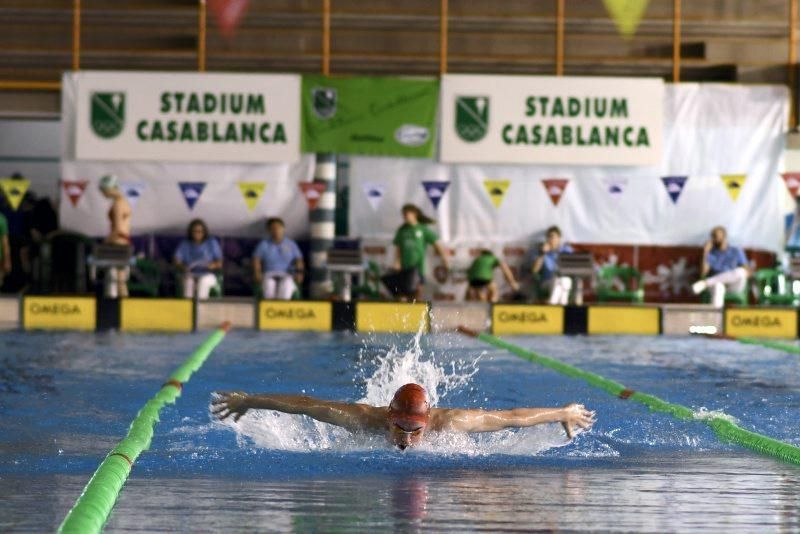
left=392, top=204, right=449, bottom=301
left=173, top=219, right=223, bottom=299
left=253, top=217, right=304, bottom=300
left=0, top=211, right=9, bottom=289
left=465, top=249, right=519, bottom=302
left=691, top=226, right=749, bottom=308
left=532, top=226, right=574, bottom=305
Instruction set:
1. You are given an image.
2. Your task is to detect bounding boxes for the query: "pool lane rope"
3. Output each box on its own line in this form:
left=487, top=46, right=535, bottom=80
left=458, top=326, right=800, bottom=467
left=700, top=332, right=800, bottom=356
left=735, top=336, right=800, bottom=355
left=59, top=322, right=231, bottom=534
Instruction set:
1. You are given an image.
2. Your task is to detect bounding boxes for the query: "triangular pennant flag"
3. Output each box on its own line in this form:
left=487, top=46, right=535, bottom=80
left=208, top=0, right=250, bottom=36
left=422, top=181, right=450, bottom=210
left=363, top=182, right=385, bottom=212
left=178, top=182, right=206, bottom=210
left=602, top=0, right=649, bottom=39
left=541, top=178, right=569, bottom=206
left=298, top=182, right=327, bottom=211
left=604, top=178, right=628, bottom=197
left=721, top=174, right=746, bottom=202
left=120, top=182, right=146, bottom=209
left=61, top=180, right=88, bottom=207
left=661, top=176, right=688, bottom=204
left=483, top=180, right=510, bottom=208
left=238, top=182, right=265, bottom=212
left=0, top=177, right=30, bottom=211
left=782, top=172, right=800, bottom=198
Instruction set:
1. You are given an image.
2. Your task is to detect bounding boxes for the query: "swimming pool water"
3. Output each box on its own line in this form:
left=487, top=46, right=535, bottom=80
left=1, top=330, right=799, bottom=531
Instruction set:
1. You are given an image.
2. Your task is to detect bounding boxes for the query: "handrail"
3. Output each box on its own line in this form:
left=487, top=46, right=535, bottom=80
left=789, top=0, right=798, bottom=129
left=673, top=0, right=681, bottom=82
left=198, top=0, right=207, bottom=72
left=439, top=0, right=448, bottom=75
left=0, top=80, right=61, bottom=91
left=555, top=0, right=565, bottom=76
left=322, top=0, right=331, bottom=75
left=0, top=0, right=798, bottom=108
left=72, top=0, right=81, bottom=70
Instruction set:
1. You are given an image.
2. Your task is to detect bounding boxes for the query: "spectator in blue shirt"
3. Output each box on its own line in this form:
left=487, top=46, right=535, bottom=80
left=691, top=226, right=749, bottom=308
left=532, top=226, right=574, bottom=305
left=252, top=217, right=304, bottom=300
left=173, top=219, right=223, bottom=299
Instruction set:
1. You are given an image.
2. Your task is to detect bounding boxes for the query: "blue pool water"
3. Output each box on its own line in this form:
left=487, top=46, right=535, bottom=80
left=1, top=330, right=799, bottom=531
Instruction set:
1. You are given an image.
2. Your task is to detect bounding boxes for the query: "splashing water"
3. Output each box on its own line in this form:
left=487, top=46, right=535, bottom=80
left=356, top=329, right=479, bottom=408
left=216, top=330, right=577, bottom=456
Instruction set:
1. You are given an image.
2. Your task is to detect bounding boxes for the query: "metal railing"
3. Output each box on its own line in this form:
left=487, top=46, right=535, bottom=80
left=0, top=0, right=797, bottom=126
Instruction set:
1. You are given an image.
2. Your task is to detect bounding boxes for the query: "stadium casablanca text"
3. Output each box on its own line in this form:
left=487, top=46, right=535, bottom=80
left=135, top=91, right=288, bottom=144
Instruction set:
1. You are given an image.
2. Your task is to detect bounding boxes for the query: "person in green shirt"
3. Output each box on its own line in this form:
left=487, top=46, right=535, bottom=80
left=0, top=212, right=10, bottom=288
left=465, top=249, right=519, bottom=302
left=392, top=204, right=449, bottom=301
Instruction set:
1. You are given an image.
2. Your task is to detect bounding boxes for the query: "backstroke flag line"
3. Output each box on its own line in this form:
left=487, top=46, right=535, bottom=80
left=661, top=176, right=688, bottom=204
left=62, top=180, right=88, bottom=208
left=0, top=177, right=29, bottom=211
left=422, top=181, right=450, bottom=210
left=238, top=182, right=266, bottom=212
left=483, top=180, right=510, bottom=208
left=120, top=182, right=145, bottom=210
left=721, top=174, right=747, bottom=202
left=542, top=179, right=569, bottom=206
left=603, top=0, right=650, bottom=39
left=178, top=182, right=206, bottom=211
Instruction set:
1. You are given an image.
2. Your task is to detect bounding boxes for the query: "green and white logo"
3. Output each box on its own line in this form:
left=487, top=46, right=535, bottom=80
left=312, top=87, right=337, bottom=120
left=90, top=92, right=125, bottom=139
left=455, top=96, right=489, bottom=142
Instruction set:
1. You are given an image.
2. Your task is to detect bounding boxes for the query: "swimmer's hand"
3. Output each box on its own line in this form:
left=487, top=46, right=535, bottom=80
left=212, top=391, right=250, bottom=422
left=560, top=403, right=595, bottom=440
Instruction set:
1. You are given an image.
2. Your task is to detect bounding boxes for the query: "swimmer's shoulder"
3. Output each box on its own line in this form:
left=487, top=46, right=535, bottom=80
left=428, top=407, right=466, bottom=432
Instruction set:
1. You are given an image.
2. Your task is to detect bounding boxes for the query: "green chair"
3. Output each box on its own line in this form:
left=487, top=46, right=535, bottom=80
left=753, top=268, right=796, bottom=306
left=127, top=258, right=161, bottom=297
left=531, top=274, right=551, bottom=303
left=351, top=261, right=382, bottom=300
left=596, top=265, right=644, bottom=303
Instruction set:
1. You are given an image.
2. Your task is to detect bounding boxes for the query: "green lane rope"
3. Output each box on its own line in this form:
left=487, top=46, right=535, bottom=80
left=458, top=326, right=800, bottom=466
left=59, top=322, right=231, bottom=534
left=736, top=336, right=800, bottom=355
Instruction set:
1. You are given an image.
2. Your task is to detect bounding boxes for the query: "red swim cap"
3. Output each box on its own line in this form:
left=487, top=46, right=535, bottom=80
left=388, top=383, right=430, bottom=430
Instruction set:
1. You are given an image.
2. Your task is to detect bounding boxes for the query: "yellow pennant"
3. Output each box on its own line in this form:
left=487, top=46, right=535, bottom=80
left=0, top=177, right=30, bottom=211
left=238, top=182, right=266, bottom=212
left=721, top=174, right=747, bottom=202
left=602, top=0, right=649, bottom=39
left=483, top=180, right=510, bottom=208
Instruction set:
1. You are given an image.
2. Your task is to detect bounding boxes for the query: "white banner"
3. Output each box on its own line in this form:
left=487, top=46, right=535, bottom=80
left=351, top=83, right=787, bottom=251
left=69, top=71, right=300, bottom=163
left=61, top=74, right=314, bottom=237
left=440, top=74, right=664, bottom=166
left=58, top=158, right=316, bottom=238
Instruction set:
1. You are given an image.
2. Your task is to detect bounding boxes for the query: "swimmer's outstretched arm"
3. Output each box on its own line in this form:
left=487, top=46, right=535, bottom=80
left=212, top=392, right=386, bottom=432
left=432, top=403, right=595, bottom=439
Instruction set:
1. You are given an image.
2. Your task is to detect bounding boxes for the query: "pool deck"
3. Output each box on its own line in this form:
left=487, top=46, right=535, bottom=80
left=2, top=294, right=799, bottom=339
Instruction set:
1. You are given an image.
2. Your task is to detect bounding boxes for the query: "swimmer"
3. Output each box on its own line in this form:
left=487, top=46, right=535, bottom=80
left=212, top=383, right=595, bottom=450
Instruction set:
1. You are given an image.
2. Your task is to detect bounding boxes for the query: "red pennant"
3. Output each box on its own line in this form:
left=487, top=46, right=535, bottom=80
left=62, top=180, right=88, bottom=207
left=542, top=178, right=569, bottom=206
left=299, top=182, right=327, bottom=210
left=208, top=0, right=250, bottom=36
left=782, top=172, right=800, bottom=198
